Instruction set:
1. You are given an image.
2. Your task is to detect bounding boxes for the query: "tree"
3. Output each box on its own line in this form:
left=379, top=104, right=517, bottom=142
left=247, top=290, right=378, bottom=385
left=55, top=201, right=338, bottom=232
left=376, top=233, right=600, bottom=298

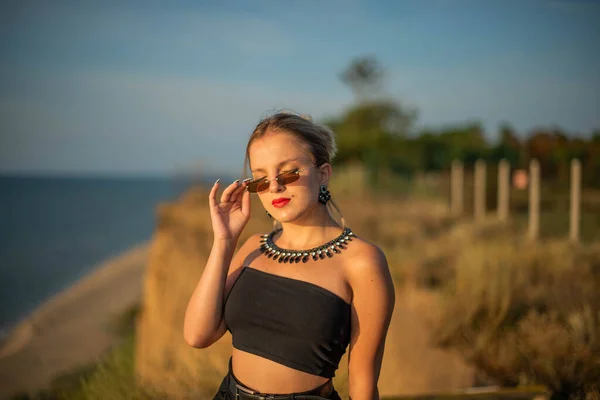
left=339, top=55, right=385, bottom=101
left=330, top=55, right=418, bottom=176
left=490, top=123, right=522, bottom=166
left=326, top=99, right=416, bottom=165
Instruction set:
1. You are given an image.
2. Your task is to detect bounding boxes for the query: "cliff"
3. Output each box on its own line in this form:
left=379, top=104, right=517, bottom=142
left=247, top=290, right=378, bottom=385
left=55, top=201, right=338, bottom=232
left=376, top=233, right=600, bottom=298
left=134, top=182, right=474, bottom=398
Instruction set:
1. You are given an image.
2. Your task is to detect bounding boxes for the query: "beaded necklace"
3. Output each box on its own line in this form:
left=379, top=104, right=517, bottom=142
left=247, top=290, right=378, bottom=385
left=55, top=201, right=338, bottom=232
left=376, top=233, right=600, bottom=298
left=259, top=227, right=354, bottom=263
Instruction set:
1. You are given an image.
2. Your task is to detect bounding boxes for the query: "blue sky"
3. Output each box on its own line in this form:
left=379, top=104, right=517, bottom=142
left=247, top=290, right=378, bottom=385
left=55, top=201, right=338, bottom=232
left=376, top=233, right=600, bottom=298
left=1, top=0, right=599, bottom=176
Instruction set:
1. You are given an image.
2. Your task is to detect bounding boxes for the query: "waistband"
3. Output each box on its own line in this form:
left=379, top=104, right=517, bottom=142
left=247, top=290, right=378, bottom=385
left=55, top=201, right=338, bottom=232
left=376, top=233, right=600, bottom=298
left=226, top=356, right=334, bottom=400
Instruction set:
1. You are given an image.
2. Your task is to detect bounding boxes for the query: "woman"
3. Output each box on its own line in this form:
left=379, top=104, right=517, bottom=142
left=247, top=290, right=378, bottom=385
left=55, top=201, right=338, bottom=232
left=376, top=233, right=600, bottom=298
left=184, top=111, right=395, bottom=400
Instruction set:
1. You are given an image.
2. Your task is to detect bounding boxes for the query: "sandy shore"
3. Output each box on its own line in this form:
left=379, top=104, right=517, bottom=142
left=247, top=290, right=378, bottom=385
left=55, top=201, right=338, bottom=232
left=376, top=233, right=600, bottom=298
left=0, top=242, right=150, bottom=399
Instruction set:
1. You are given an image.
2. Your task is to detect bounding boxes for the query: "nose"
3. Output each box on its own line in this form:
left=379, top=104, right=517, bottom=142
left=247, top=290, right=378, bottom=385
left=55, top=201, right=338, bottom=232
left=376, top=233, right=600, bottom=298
left=269, top=176, right=284, bottom=193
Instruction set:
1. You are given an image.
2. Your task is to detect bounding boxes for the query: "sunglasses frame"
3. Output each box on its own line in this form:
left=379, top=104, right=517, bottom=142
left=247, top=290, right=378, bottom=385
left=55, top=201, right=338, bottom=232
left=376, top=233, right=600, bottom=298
left=246, top=168, right=308, bottom=193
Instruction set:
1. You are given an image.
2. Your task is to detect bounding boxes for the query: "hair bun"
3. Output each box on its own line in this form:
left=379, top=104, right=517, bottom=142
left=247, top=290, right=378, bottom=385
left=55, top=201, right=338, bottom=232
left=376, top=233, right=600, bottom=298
left=299, top=114, right=313, bottom=122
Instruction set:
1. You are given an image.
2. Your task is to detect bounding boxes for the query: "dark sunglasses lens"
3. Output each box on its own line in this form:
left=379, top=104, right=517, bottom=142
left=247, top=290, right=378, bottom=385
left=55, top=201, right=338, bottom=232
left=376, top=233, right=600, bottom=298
left=256, top=181, right=270, bottom=192
left=246, top=180, right=263, bottom=192
left=279, top=171, right=300, bottom=185
left=248, top=179, right=271, bottom=193
left=247, top=170, right=300, bottom=192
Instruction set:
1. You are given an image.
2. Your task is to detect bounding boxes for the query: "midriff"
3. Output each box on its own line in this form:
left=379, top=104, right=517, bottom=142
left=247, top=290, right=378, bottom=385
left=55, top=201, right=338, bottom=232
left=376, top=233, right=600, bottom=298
left=231, top=349, right=331, bottom=394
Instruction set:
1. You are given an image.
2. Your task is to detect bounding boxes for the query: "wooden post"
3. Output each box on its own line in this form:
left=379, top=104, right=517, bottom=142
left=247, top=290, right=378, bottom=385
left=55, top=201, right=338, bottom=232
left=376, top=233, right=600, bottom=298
left=474, top=159, right=486, bottom=221
left=451, top=160, right=464, bottom=216
left=570, top=159, right=581, bottom=242
left=497, top=159, right=510, bottom=222
left=528, top=159, right=540, bottom=240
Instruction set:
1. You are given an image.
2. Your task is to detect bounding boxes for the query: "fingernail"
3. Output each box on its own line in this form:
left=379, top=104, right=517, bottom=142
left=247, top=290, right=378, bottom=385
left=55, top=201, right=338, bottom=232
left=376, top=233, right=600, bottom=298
left=214, top=178, right=220, bottom=185
left=242, top=178, right=252, bottom=183
left=234, top=179, right=240, bottom=185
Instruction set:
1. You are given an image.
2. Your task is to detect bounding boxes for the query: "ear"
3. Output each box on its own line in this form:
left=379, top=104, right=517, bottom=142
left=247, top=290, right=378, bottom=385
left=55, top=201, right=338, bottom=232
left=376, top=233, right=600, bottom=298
left=318, top=163, right=332, bottom=185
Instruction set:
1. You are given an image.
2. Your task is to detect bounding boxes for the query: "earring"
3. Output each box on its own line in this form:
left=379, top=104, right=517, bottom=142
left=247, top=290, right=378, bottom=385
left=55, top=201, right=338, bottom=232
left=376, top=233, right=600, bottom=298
left=266, top=211, right=272, bottom=219
left=318, top=184, right=331, bottom=205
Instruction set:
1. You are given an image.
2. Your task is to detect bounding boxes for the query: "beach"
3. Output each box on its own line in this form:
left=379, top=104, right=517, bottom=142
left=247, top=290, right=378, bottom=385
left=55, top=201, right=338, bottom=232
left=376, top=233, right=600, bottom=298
left=0, top=242, right=150, bottom=399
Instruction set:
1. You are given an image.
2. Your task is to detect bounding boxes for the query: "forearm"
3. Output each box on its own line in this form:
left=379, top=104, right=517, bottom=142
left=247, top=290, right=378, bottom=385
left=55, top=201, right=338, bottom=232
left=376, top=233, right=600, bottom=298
left=183, top=238, right=237, bottom=346
left=349, top=381, right=379, bottom=400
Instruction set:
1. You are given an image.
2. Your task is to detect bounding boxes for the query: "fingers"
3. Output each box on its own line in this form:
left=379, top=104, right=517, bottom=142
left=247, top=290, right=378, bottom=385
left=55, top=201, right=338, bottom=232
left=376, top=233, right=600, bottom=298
left=230, top=178, right=251, bottom=203
left=209, top=178, right=220, bottom=209
left=241, top=187, right=251, bottom=217
left=220, top=180, right=241, bottom=203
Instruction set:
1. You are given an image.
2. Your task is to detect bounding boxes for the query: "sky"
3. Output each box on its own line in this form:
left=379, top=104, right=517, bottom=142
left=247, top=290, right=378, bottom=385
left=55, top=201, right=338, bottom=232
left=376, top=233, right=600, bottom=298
left=0, top=0, right=599, bottom=177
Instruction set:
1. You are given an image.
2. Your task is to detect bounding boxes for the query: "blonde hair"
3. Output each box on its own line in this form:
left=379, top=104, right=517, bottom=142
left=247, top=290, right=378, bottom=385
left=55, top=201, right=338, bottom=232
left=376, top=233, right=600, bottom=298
left=244, top=110, right=337, bottom=173
left=244, top=110, right=346, bottom=228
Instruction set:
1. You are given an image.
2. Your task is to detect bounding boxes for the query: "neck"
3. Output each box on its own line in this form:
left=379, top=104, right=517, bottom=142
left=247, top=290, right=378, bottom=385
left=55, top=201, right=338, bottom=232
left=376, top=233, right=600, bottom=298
left=275, top=204, right=343, bottom=250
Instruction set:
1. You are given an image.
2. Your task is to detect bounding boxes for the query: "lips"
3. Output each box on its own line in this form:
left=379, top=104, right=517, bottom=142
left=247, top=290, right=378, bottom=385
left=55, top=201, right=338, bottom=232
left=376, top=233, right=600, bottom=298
left=272, top=198, right=291, bottom=208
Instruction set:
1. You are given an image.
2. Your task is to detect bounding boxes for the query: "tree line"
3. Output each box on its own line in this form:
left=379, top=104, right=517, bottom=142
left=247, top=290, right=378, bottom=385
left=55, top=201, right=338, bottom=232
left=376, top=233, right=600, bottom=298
left=325, top=56, right=600, bottom=188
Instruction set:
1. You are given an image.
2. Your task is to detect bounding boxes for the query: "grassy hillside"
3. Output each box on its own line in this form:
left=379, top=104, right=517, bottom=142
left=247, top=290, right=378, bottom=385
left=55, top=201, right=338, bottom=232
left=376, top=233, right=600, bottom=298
left=20, top=167, right=598, bottom=400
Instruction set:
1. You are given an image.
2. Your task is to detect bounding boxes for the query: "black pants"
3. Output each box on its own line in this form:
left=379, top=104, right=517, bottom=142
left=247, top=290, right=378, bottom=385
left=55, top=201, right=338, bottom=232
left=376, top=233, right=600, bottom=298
left=212, top=357, right=343, bottom=400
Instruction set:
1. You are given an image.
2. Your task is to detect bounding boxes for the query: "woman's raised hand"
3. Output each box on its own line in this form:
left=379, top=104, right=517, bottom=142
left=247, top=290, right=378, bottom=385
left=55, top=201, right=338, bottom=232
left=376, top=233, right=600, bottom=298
left=208, top=179, right=251, bottom=241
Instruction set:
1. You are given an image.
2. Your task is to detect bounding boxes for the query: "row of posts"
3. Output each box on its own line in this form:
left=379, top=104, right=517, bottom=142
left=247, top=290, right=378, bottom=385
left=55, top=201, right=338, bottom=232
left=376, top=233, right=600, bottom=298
left=450, top=159, right=582, bottom=242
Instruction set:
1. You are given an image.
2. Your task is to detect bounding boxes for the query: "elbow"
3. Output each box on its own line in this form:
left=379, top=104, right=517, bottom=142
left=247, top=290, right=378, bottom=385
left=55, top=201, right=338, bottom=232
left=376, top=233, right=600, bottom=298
left=183, top=314, right=226, bottom=348
left=183, top=322, right=212, bottom=348
left=185, top=339, right=210, bottom=349
left=183, top=330, right=211, bottom=349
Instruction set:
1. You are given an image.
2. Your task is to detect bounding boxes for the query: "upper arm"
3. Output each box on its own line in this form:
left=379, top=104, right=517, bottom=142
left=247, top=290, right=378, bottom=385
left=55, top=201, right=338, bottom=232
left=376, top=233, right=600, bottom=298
left=347, top=244, right=396, bottom=399
left=204, top=233, right=262, bottom=345
left=223, top=233, right=263, bottom=302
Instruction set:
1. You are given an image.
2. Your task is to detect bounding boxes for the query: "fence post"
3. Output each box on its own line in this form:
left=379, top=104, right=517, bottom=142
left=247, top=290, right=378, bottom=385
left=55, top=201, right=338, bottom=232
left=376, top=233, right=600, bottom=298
left=497, top=159, right=510, bottom=222
left=451, top=160, right=464, bottom=216
left=474, top=159, right=486, bottom=222
left=528, top=159, right=540, bottom=240
left=570, top=159, right=581, bottom=243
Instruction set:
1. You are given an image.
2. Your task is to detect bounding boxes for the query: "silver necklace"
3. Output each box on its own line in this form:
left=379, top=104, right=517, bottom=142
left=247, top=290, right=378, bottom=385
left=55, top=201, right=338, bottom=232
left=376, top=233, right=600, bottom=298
left=259, top=227, right=355, bottom=263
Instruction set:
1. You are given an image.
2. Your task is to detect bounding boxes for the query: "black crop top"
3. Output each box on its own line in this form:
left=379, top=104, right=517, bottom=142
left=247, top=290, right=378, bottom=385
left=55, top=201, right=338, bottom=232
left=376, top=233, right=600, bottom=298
left=224, top=267, right=351, bottom=378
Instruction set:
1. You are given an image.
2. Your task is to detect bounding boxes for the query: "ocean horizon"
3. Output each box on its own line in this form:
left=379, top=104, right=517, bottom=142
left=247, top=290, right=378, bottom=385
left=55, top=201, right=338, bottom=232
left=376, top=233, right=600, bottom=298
left=0, top=173, right=232, bottom=338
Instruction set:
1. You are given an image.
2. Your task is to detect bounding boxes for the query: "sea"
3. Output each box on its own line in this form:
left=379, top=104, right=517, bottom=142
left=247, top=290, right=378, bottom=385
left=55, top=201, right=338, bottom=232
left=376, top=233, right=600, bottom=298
left=0, top=173, right=229, bottom=339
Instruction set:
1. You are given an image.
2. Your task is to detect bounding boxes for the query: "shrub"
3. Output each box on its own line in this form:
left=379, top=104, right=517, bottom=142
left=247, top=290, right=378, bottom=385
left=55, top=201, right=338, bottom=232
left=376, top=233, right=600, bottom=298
left=430, top=225, right=600, bottom=400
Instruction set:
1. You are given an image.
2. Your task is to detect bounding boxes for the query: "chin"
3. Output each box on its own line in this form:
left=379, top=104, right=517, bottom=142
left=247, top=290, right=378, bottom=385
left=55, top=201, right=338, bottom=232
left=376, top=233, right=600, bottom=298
left=274, top=205, right=314, bottom=224
left=273, top=212, right=297, bottom=224
left=271, top=206, right=298, bottom=221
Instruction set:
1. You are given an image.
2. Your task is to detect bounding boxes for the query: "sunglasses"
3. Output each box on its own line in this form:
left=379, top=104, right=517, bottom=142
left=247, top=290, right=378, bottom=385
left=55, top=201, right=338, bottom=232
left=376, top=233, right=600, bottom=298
left=246, top=168, right=307, bottom=193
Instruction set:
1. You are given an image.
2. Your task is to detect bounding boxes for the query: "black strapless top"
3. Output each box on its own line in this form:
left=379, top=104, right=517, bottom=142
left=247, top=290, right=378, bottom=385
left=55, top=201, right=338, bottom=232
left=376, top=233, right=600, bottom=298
left=224, top=267, right=351, bottom=378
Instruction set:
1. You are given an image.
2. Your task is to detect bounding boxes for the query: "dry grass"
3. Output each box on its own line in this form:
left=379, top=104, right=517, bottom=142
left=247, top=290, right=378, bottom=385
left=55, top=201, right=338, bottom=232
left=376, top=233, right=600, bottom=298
left=132, top=170, right=474, bottom=398
left=133, top=164, right=600, bottom=399
left=14, top=166, right=597, bottom=399
left=133, top=165, right=599, bottom=399
left=420, top=220, right=600, bottom=399
left=134, top=186, right=274, bottom=399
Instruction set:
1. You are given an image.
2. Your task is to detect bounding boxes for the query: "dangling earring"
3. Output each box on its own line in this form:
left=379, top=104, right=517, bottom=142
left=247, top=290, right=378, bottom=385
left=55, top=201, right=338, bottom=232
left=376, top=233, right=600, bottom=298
left=318, top=184, right=331, bottom=205
left=318, top=185, right=346, bottom=228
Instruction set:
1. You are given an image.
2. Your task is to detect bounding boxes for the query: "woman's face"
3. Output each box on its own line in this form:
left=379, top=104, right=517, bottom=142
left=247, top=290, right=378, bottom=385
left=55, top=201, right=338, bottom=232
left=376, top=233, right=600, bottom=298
left=248, top=130, right=328, bottom=224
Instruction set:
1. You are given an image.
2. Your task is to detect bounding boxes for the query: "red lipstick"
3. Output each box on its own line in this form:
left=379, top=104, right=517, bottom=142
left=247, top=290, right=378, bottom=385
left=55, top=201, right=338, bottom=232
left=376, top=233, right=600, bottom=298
left=272, top=198, right=291, bottom=208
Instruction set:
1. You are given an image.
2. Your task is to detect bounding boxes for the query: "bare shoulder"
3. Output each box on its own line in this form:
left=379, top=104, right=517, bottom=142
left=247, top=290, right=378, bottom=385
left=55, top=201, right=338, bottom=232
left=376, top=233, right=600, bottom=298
left=240, top=232, right=265, bottom=250
left=224, top=232, right=267, bottom=295
left=341, top=233, right=393, bottom=298
left=235, top=232, right=266, bottom=263
left=343, top=234, right=388, bottom=271
left=224, top=232, right=267, bottom=277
